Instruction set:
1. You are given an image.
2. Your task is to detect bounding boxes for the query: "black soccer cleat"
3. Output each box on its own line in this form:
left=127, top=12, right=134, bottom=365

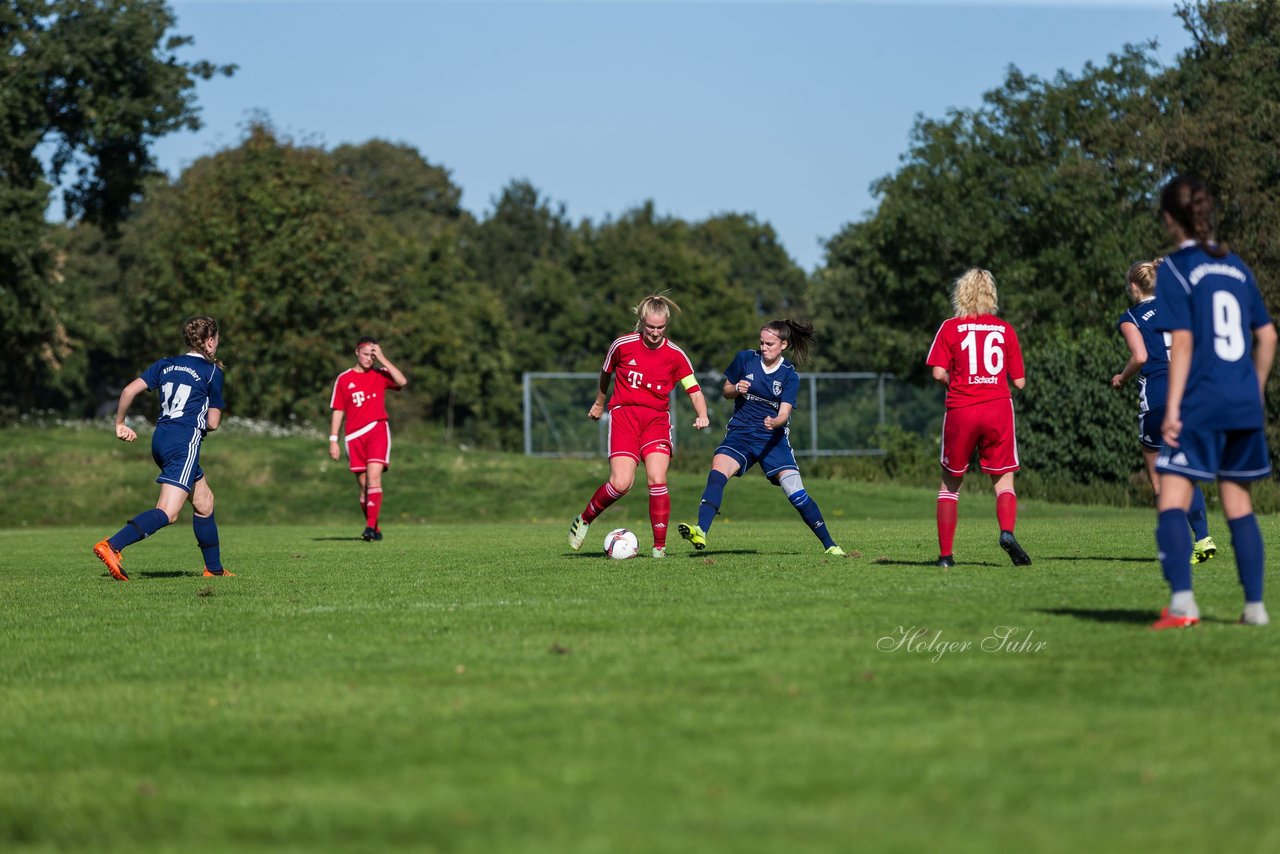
left=999, top=531, right=1032, bottom=566
left=935, top=554, right=956, bottom=568
left=362, top=526, right=377, bottom=542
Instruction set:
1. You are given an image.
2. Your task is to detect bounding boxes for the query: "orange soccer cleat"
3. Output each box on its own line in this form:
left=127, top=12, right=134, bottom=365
left=202, top=568, right=236, bottom=577
left=93, top=539, right=128, bottom=581
left=1151, top=606, right=1200, bottom=631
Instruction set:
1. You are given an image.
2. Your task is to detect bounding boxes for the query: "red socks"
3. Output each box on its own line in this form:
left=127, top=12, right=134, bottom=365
left=580, top=481, right=670, bottom=549
left=937, top=489, right=959, bottom=556
left=996, top=490, right=1017, bottom=533
left=365, top=487, right=383, bottom=531
left=583, top=482, right=624, bottom=523
left=649, top=484, right=670, bottom=548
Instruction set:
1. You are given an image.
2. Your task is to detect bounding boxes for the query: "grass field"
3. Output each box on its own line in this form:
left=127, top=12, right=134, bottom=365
left=3, top=427, right=1280, bottom=851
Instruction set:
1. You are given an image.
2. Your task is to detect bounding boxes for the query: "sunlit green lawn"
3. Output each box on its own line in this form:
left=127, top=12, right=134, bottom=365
left=4, top=494, right=1279, bottom=851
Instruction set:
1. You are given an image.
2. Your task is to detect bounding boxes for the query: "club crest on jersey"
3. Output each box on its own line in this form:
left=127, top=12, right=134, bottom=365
left=772, top=380, right=782, bottom=396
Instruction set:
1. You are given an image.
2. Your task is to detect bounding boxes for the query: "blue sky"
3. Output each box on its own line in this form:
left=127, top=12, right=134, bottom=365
left=158, top=1, right=1191, bottom=270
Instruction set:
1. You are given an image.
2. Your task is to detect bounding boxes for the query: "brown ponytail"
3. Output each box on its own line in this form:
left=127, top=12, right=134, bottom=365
left=760, top=319, right=816, bottom=364
left=1160, top=176, right=1228, bottom=259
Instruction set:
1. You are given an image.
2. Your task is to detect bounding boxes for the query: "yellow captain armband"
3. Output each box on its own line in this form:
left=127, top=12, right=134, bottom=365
left=679, top=374, right=700, bottom=393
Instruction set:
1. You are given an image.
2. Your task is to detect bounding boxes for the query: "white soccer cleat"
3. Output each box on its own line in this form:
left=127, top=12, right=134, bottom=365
left=651, top=546, right=666, bottom=559
left=1239, top=603, right=1270, bottom=626
left=568, top=514, right=590, bottom=551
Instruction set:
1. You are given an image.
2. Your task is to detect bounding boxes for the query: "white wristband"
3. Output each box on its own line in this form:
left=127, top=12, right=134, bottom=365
left=329, top=435, right=339, bottom=442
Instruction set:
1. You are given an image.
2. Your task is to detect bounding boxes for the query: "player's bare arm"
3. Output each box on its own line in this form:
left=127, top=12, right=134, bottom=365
left=1254, top=322, right=1277, bottom=399
left=588, top=369, right=612, bottom=421
left=1113, top=322, right=1148, bottom=389
left=931, top=366, right=950, bottom=387
left=689, top=388, right=710, bottom=430
left=370, top=344, right=409, bottom=388
left=723, top=379, right=749, bottom=399
left=764, top=402, right=793, bottom=431
left=329, top=409, right=344, bottom=460
left=1012, top=376, right=1026, bottom=390
left=206, top=408, right=222, bottom=432
left=1162, top=330, right=1194, bottom=447
left=112, top=377, right=149, bottom=442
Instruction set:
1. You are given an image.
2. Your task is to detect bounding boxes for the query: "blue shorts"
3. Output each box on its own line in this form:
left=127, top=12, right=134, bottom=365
left=715, top=427, right=798, bottom=480
left=1155, top=426, right=1271, bottom=482
left=151, top=425, right=206, bottom=492
left=1139, top=407, right=1164, bottom=451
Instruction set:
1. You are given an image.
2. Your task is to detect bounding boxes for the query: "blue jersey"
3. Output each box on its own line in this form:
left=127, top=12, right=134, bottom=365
left=1116, top=297, right=1170, bottom=413
left=723, top=349, right=800, bottom=437
left=138, top=353, right=226, bottom=434
left=1155, top=244, right=1271, bottom=431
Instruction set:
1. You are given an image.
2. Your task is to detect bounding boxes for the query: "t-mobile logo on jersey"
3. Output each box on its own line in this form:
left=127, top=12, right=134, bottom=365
left=352, top=391, right=367, bottom=407
left=625, top=370, right=643, bottom=389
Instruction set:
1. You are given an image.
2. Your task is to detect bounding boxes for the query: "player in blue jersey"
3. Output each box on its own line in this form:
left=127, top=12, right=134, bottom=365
left=1150, top=176, right=1277, bottom=629
left=677, top=319, right=845, bottom=556
left=1111, top=258, right=1216, bottom=563
left=92, top=316, right=232, bottom=581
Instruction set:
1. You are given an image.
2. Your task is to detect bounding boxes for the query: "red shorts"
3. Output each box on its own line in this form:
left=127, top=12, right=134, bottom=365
left=345, top=420, right=391, bottom=473
left=607, top=406, right=672, bottom=462
left=940, top=399, right=1019, bottom=475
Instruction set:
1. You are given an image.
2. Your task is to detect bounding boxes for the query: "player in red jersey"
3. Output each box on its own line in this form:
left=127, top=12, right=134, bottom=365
left=925, top=268, right=1030, bottom=567
left=329, top=337, right=408, bottom=541
left=568, top=294, right=710, bottom=558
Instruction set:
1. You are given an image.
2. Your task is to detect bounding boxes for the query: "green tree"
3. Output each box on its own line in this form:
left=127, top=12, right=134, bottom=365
left=1160, top=1, right=1280, bottom=455
left=469, top=181, right=584, bottom=372
left=574, top=203, right=760, bottom=374
left=0, top=0, right=232, bottom=417
left=115, top=123, right=394, bottom=423
left=330, top=139, right=469, bottom=240
left=1018, top=326, right=1136, bottom=487
left=325, top=148, right=520, bottom=445
left=814, top=45, right=1164, bottom=378
left=691, top=213, right=809, bottom=323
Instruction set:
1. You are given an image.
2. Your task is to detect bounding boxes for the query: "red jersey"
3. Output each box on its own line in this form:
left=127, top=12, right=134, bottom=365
left=925, top=314, right=1024, bottom=409
left=602, top=334, right=700, bottom=412
left=330, top=367, right=400, bottom=432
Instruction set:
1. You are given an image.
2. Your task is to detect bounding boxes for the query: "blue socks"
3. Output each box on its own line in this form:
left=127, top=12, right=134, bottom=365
left=1228, top=514, right=1265, bottom=603
left=1188, top=486, right=1210, bottom=540
left=193, top=511, right=223, bottom=572
left=108, top=508, right=171, bottom=552
left=788, top=488, right=836, bottom=549
left=1156, top=508, right=1193, bottom=593
left=104, top=508, right=225, bottom=573
left=1157, top=506, right=1265, bottom=605
left=697, top=470, right=728, bottom=533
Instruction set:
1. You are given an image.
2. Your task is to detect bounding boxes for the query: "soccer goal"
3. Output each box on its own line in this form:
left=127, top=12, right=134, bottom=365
left=522, top=371, right=912, bottom=458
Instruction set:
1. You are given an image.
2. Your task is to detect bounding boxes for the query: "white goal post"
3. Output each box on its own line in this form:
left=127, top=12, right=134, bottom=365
left=522, top=371, right=898, bottom=459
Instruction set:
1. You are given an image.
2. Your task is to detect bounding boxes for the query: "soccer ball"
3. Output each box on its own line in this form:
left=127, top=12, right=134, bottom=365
left=603, top=528, right=639, bottom=560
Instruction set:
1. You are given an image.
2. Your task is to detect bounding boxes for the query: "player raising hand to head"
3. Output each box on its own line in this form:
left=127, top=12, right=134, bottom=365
left=329, top=337, right=408, bottom=541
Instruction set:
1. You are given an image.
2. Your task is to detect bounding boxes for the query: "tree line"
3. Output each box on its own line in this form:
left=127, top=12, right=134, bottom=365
left=6, top=1, right=1280, bottom=488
